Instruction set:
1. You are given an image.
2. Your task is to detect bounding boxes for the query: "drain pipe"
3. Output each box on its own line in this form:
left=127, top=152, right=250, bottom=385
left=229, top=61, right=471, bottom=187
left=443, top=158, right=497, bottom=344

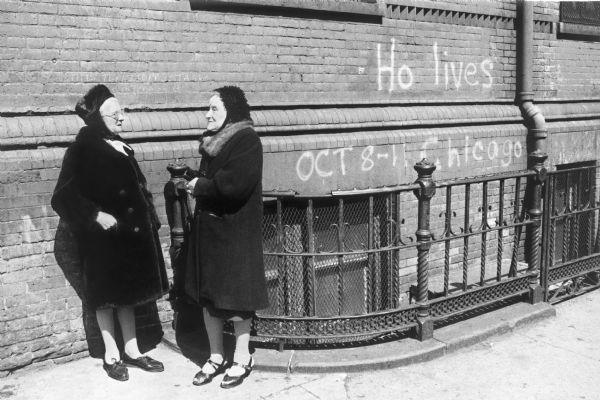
left=517, top=0, right=547, bottom=304
left=517, top=0, right=548, bottom=161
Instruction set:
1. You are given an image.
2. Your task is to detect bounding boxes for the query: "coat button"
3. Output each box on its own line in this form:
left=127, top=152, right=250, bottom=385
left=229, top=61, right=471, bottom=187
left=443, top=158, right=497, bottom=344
left=119, top=189, right=126, bottom=196
left=134, top=227, right=140, bottom=233
left=127, top=207, right=134, bottom=213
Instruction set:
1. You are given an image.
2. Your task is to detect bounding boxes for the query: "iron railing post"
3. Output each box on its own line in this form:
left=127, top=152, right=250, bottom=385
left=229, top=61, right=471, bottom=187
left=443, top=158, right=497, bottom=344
left=526, top=151, right=547, bottom=304
left=164, top=162, right=191, bottom=319
left=541, top=169, right=553, bottom=302
left=413, top=159, right=436, bottom=341
left=165, top=163, right=190, bottom=253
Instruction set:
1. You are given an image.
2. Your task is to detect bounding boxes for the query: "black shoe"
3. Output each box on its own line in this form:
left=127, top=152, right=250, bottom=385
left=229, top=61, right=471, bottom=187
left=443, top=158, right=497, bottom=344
left=122, top=353, right=164, bottom=372
left=193, top=358, right=227, bottom=386
left=220, top=357, right=254, bottom=389
left=103, top=359, right=129, bottom=381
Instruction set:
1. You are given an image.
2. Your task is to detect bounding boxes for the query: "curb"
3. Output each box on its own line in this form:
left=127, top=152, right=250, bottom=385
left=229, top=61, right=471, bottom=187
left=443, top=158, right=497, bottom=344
left=162, top=301, right=556, bottom=374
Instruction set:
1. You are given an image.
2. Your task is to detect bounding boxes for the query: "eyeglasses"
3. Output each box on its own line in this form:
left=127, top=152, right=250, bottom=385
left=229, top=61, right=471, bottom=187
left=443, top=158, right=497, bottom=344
left=101, top=111, right=125, bottom=122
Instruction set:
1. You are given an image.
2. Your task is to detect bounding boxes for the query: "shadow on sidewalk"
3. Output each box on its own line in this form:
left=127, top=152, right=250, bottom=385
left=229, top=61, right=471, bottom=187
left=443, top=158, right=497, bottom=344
left=170, top=302, right=238, bottom=366
left=54, top=219, right=164, bottom=359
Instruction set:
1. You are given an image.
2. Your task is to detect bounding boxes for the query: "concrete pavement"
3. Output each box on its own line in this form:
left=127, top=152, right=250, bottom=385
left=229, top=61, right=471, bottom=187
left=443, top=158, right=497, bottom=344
left=2, top=289, right=599, bottom=400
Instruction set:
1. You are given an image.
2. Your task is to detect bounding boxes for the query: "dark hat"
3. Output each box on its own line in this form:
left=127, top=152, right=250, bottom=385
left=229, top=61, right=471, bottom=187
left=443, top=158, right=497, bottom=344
left=75, top=84, right=115, bottom=126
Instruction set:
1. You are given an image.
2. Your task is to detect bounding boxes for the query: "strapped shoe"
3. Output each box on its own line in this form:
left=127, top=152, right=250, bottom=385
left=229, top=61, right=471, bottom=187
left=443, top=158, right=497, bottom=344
left=103, top=359, right=129, bottom=381
left=122, top=353, right=164, bottom=372
left=220, top=357, right=254, bottom=389
left=193, top=358, right=227, bottom=386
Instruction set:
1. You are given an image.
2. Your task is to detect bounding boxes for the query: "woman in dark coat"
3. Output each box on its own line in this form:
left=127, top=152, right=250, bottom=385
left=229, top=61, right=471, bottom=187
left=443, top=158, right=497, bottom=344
left=184, top=86, right=268, bottom=389
left=51, top=84, right=168, bottom=381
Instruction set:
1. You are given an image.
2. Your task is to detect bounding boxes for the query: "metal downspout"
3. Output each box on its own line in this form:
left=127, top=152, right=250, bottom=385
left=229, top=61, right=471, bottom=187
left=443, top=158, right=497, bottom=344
left=517, top=0, right=547, bottom=304
left=517, top=0, right=548, bottom=160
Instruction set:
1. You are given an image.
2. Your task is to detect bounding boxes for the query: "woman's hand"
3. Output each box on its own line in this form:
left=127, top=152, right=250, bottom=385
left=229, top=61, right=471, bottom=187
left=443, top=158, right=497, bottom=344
left=186, top=177, right=198, bottom=195
left=96, top=211, right=117, bottom=230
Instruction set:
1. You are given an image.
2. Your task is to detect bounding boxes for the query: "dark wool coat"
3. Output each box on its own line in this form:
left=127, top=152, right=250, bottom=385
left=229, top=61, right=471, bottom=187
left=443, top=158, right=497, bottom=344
left=51, top=127, right=168, bottom=310
left=184, top=125, right=269, bottom=312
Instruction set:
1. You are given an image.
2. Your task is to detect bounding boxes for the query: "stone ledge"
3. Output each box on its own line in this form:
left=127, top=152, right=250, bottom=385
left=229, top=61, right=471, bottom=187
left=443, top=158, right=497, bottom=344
left=0, top=104, right=523, bottom=148
left=6, top=101, right=600, bottom=149
left=539, top=102, right=600, bottom=120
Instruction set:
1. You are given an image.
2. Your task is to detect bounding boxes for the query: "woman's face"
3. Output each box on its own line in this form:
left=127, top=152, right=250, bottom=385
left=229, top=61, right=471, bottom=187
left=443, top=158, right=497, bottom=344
left=99, top=97, right=125, bottom=134
left=206, top=94, right=227, bottom=132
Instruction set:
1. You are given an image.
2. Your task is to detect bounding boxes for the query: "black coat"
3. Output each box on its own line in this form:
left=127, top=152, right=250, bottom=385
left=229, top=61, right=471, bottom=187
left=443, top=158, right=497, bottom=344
left=184, top=126, right=268, bottom=312
left=51, top=127, right=168, bottom=310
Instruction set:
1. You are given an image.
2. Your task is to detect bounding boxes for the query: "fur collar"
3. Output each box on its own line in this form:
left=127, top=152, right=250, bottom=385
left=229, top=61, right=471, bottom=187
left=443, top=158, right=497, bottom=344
left=199, top=119, right=254, bottom=157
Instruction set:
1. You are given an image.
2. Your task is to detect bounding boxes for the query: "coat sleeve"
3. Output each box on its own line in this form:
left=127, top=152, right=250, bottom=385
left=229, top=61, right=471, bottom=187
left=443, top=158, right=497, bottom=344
left=192, top=132, right=262, bottom=203
left=132, top=159, right=161, bottom=230
left=51, top=143, right=100, bottom=231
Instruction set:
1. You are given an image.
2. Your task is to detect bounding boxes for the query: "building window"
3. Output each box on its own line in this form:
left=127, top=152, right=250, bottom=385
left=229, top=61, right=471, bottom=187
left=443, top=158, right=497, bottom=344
left=262, top=194, right=408, bottom=317
left=559, top=1, right=600, bottom=41
left=189, top=0, right=382, bottom=19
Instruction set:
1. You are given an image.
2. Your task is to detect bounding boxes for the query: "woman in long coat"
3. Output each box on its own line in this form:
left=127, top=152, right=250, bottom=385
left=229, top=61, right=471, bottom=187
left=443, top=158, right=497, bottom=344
left=51, top=84, right=168, bottom=381
left=184, top=86, right=268, bottom=389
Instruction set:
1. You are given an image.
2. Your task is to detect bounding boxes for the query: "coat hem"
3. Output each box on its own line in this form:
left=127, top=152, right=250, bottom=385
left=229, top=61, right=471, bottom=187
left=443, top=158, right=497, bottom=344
left=94, top=289, right=169, bottom=311
left=188, top=293, right=268, bottom=313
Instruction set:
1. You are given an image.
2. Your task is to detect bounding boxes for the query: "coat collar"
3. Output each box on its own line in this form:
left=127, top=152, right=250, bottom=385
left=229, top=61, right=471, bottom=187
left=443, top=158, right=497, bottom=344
left=76, top=127, right=133, bottom=158
left=199, top=119, right=254, bottom=157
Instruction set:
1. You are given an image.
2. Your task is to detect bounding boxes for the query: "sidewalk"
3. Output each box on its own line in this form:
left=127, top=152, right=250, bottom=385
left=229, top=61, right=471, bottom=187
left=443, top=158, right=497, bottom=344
left=164, top=299, right=555, bottom=373
left=2, top=289, right=599, bottom=400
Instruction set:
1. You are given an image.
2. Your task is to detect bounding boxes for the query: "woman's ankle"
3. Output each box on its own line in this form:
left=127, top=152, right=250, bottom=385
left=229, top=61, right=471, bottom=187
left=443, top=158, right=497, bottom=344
left=201, top=354, right=224, bottom=374
left=209, top=353, right=224, bottom=364
left=232, top=350, right=251, bottom=366
left=227, top=357, right=253, bottom=377
left=124, top=343, right=142, bottom=359
left=104, top=354, right=121, bottom=364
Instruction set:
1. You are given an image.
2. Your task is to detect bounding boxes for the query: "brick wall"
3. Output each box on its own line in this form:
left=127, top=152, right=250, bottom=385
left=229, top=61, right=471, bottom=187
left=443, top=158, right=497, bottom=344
left=2, top=0, right=596, bottom=109
left=2, top=0, right=600, bottom=374
left=1, top=0, right=521, bottom=112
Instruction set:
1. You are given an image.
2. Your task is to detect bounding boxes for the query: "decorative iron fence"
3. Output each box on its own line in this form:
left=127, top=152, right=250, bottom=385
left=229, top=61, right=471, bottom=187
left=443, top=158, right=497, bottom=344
left=426, top=171, right=536, bottom=319
left=257, top=183, right=422, bottom=343
left=542, top=163, right=600, bottom=303
left=165, top=159, right=600, bottom=347
left=251, top=164, right=540, bottom=345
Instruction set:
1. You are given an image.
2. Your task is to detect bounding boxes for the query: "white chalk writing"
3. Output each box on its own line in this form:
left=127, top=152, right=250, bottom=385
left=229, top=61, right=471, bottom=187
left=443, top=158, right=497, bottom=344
left=420, top=136, right=523, bottom=171
left=294, top=138, right=522, bottom=183
left=296, top=145, right=402, bottom=182
left=377, top=40, right=494, bottom=92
